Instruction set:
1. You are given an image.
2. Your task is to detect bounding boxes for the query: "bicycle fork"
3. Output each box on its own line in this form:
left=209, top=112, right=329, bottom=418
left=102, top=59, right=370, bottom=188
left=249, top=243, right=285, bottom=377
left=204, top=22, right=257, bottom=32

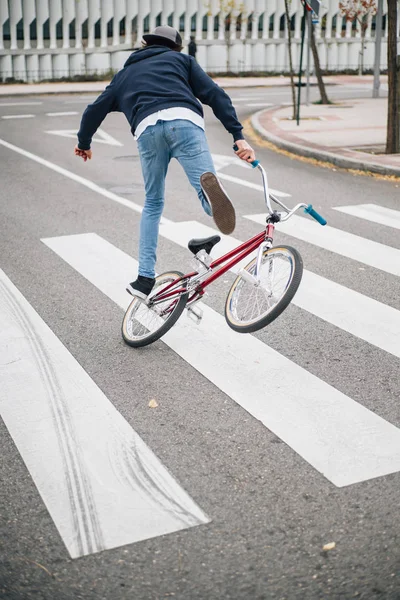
left=238, top=223, right=275, bottom=286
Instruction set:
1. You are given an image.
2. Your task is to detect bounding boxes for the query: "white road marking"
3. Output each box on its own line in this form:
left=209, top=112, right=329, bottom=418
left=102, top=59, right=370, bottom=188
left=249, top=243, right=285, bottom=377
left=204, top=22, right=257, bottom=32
left=211, top=153, right=291, bottom=198
left=42, top=232, right=400, bottom=488
left=246, top=103, right=273, bottom=107
left=0, top=138, right=172, bottom=224
left=0, top=268, right=208, bottom=558
left=2, top=114, right=35, bottom=119
left=159, top=220, right=400, bottom=359
left=46, top=128, right=123, bottom=146
left=333, top=204, right=400, bottom=231
left=46, top=111, right=79, bottom=117
left=230, top=96, right=268, bottom=101
left=245, top=213, right=400, bottom=278
left=0, top=102, right=42, bottom=107
left=64, top=96, right=97, bottom=103
left=217, top=172, right=291, bottom=198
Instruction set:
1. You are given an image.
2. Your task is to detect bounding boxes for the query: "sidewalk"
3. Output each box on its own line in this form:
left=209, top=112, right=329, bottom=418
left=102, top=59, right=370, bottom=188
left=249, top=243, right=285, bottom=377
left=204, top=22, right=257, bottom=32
left=0, top=74, right=388, bottom=95
left=251, top=96, right=400, bottom=177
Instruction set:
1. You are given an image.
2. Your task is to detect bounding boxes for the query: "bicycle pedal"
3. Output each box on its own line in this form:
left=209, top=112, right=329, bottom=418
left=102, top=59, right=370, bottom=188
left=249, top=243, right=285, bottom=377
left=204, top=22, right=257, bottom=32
left=187, top=305, right=203, bottom=325
left=238, top=268, right=260, bottom=286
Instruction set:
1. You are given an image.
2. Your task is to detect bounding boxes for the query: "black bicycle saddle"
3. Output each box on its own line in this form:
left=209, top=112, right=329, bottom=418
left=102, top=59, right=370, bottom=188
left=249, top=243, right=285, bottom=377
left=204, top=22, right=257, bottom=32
left=188, top=235, right=221, bottom=255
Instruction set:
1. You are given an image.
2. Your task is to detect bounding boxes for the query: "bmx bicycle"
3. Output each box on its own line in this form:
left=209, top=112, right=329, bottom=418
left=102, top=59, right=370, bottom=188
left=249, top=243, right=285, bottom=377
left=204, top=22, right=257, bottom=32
left=122, top=156, right=326, bottom=348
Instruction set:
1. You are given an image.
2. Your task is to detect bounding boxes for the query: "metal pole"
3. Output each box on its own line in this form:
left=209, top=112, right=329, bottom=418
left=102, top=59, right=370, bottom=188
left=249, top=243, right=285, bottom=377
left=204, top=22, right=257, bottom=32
left=306, top=10, right=312, bottom=105
left=397, top=55, right=400, bottom=152
left=297, top=4, right=307, bottom=125
left=372, top=0, right=383, bottom=98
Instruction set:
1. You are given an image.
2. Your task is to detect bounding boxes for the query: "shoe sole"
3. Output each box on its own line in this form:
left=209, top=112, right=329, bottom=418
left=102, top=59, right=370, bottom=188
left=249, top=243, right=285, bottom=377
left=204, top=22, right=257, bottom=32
left=200, top=172, right=236, bottom=235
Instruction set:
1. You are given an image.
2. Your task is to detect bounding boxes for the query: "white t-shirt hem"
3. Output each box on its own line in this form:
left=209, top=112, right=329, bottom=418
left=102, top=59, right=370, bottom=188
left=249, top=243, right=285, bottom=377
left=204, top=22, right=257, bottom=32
left=134, top=108, right=205, bottom=140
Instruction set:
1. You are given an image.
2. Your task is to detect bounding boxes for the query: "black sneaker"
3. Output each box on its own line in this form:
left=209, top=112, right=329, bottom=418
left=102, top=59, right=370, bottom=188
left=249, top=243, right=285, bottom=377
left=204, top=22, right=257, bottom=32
left=126, top=276, right=155, bottom=299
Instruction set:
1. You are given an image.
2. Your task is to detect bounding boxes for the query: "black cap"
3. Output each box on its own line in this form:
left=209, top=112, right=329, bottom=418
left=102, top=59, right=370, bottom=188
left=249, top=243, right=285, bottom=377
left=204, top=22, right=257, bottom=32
left=143, top=25, right=182, bottom=48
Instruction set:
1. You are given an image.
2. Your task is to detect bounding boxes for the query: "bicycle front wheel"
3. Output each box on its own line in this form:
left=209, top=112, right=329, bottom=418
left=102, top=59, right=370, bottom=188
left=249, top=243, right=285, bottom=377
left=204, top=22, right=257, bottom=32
left=122, top=271, right=188, bottom=348
left=225, top=246, right=303, bottom=334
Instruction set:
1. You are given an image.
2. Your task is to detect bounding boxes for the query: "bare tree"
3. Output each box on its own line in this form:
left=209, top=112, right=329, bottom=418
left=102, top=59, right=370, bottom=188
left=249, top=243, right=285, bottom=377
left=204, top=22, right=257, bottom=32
left=339, top=0, right=377, bottom=75
left=310, top=20, right=330, bottom=104
left=284, top=0, right=297, bottom=119
left=386, top=0, right=398, bottom=154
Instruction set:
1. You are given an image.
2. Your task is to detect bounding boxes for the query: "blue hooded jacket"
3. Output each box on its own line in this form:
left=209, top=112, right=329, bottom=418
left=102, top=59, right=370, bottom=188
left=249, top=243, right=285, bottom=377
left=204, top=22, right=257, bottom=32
left=77, top=46, right=245, bottom=149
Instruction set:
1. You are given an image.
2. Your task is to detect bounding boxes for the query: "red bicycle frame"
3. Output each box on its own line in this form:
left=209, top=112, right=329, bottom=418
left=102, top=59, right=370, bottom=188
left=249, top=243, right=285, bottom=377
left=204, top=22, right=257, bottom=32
left=150, top=223, right=275, bottom=306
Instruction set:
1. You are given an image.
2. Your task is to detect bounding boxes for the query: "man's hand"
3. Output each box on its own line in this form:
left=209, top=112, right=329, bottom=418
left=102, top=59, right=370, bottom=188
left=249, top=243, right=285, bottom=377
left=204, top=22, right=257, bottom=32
left=234, top=140, right=256, bottom=164
left=74, top=145, right=92, bottom=162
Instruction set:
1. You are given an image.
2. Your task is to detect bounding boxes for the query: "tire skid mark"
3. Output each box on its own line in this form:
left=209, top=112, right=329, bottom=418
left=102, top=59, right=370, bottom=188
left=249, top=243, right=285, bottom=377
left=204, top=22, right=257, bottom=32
left=110, top=430, right=204, bottom=528
left=0, top=280, right=104, bottom=556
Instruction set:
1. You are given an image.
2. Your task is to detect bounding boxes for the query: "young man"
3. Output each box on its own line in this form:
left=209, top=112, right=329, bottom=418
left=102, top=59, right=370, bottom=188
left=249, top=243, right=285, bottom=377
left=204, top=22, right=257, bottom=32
left=75, top=25, right=256, bottom=299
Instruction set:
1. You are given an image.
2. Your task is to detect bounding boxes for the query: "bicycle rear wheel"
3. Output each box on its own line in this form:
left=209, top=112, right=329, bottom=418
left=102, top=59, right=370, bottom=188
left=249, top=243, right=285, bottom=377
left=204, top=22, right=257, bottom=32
left=122, top=271, right=188, bottom=348
left=225, top=246, right=303, bottom=333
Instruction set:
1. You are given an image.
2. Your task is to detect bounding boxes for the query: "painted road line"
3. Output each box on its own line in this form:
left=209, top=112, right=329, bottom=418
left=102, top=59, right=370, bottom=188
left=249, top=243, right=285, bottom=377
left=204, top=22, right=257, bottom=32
left=333, top=204, right=400, bottom=231
left=159, top=220, right=400, bottom=359
left=217, top=172, right=291, bottom=198
left=46, top=111, right=79, bottom=117
left=2, top=114, right=35, bottom=119
left=46, top=128, right=123, bottom=146
left=0, top=138, right=171, bottom=224
left=0, top=102, right=42, bottom=107
left=246, top=103, right=274, bottom=107
left=0, top=268, right=208, bottom=558
left=42, top=232, right=400, bottom=487
left=210, top=155, right=291, bottom=198
left=64, top=99, right=96, bottom=104
left=230, top=96, right=267, bottom=101
left=245, top=213, right=400, bottom=278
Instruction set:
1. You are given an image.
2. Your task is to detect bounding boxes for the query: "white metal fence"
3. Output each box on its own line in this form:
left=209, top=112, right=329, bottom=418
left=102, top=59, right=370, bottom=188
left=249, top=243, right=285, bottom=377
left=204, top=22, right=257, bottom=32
left=0, top=0, right=397, bottom=82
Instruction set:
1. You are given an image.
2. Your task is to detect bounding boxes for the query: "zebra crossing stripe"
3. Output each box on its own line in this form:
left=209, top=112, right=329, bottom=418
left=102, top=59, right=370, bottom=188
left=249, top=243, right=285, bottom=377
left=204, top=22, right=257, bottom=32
left=333, top=204, right=400, bottom=231
left=0, top=268, right=209, bottom=559
left=42, top=232, right=400, bottom=487
left=158, top=220, right=400, bottom=359
left=244, top=213, right=400, bottom=277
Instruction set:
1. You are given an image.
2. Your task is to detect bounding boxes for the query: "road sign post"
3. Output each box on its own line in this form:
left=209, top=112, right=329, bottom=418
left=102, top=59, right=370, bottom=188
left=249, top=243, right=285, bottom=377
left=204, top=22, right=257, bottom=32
left=306, top=10, right=313, bottom=106
left=373, top=0, right=383, bottom=98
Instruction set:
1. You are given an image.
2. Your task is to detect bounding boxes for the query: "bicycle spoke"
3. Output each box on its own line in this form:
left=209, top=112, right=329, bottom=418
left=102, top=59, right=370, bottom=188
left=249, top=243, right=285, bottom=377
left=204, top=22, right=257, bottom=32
left=123, top=273, right=186, bottom=345
left=227, top=249, right=296, bottom=328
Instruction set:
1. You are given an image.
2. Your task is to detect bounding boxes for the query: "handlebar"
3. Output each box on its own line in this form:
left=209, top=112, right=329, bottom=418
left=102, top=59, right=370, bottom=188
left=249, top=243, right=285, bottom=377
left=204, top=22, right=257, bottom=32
left=304, top=204, right=327, bottom=226
left=232, top=145, right=326, bottom=226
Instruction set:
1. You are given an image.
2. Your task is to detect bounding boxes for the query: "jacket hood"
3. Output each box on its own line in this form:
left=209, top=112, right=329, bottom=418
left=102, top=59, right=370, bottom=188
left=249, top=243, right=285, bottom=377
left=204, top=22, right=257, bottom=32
left=124, top=46, right=173, bottom=67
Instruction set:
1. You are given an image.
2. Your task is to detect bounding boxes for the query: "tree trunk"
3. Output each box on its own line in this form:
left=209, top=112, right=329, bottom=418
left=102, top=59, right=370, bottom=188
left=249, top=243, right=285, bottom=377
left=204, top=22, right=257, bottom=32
left=386, top=0, right=398, bottom=154
left=225, top=29, right=230, bottom=72
left=284, top=0, right=296, bottom=120
left=310, top=21, right=330, bottom=104
left=359, top=28, right=365, bottom=76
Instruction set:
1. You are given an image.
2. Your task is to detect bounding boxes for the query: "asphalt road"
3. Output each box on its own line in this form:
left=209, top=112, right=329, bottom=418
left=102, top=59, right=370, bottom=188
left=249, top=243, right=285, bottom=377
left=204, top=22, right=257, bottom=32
left=1, top=83, right=400, bottom=600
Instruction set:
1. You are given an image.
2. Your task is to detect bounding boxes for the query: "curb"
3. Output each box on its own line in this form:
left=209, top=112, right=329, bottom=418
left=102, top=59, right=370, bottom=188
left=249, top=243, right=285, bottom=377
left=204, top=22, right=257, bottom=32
left=0, top=79, right=344, bottom=97
left=251, top=108, right=400, bottom=178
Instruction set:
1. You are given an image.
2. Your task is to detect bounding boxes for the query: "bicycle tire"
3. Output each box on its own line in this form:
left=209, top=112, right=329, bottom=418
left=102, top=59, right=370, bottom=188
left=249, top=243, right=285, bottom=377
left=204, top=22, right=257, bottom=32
left=122, top=271, right=188, bottom=348
left=225, top=245, right=303, bottom=334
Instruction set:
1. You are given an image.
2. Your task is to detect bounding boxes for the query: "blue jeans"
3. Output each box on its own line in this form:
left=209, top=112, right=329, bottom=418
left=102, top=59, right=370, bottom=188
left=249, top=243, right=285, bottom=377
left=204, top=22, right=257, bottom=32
left=137, top=119, right=216, bottom=278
